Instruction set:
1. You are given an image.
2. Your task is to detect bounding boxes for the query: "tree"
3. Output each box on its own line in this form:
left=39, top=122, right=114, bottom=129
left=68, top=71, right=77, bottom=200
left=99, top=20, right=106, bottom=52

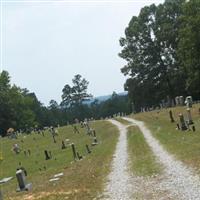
left=119, top=0, right=186, bottom=111
left=178, top=0, right=200, bottom=99
left=61, top=74, right=92, bottom=108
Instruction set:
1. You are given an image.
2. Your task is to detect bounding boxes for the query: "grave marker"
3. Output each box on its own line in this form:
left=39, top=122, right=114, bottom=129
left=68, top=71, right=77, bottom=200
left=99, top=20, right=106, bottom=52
left=179, top=113, right=187, bottom=131
left=44, top=150, right=51, bottom=160
left=186, top=108, right=194, bottom=125
left=169, top=110, right=175, bottom=123
left=77, top=152, right=83, bottom=160
left=86, top=144, right=91, bottom=154
left=16, top=169, right=32, bottom=192
left=71, top=143, right=77, bottom=160
left=61, top=140, right=66, bottom=149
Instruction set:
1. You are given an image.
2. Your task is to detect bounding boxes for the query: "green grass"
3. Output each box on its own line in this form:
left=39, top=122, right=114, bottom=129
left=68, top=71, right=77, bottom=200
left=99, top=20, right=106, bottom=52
left=114, top=117, right=131, bottom=125
left=131, top=103, right=200, bottom=172
left=0, top=120, right=118, bottom=200
left=127, top=126, right=161, bottom=176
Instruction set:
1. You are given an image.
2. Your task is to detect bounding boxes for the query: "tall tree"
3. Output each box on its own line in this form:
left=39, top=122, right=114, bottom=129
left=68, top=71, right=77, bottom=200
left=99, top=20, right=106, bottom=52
left=178, top=0, right=200, bottom=99
left=61, top=74, right=92, bottom=107
left=119, top=0, right=186, bottom=111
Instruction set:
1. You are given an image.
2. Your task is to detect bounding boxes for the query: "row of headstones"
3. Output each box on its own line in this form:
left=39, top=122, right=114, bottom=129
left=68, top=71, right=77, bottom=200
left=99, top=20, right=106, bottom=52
left=11, top=139, right=99, bottom=196
left=140, top=96, right=196, bottom=113
left=169, top=108, right=196, bottom=131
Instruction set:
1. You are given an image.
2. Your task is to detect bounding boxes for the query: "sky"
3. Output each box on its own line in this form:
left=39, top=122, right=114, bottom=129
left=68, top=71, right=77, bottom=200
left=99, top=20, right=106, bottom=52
left=1, top=0, right=164, bottom=105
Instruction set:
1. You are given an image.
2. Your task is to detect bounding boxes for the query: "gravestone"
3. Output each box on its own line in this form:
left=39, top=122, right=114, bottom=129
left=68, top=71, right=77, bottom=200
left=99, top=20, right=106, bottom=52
left=76, top=152, right=83, bottom=160
left=179, top=113, right=187, bottom=131
left=192, top=126, right=196, bottom=132
left=175, top=96, right=180, bottom=106
left=169, top=110, right=175, bottom=123
left=44, top=150, right=51, bottom=160
left=71, top=143, right=77, bottom=160
left=16, top=169, right=32, bottom=192
left=176, top=123, right=180, bottom=130
left=185, top=96, right=193, bottom=108
left=179, top=96, right=184, bottom=106
left=92, top=137, right=98, bottom=146
left=93, top=130, right=96, bottom=137
left=73, top=126, right=79, bottom=134
left=28, top=149, right=31, bottom=156
left=61, top=141, right=66, bottom=149
left=52, top=135, right=56, bottom=143
left=186, top=108, right=193, bottom=125
left=86, top=144, right=91, bottom=154
left=0, top=190, right=3, bottom=200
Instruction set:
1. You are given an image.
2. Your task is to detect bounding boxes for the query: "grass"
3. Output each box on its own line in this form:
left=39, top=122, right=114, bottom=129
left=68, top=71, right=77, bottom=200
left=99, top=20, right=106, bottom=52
left=114, top=117, right=131, bottom=125
left=0, top=120, right=118, bottom=200
left=131, top=103, right=200, bottom=172
left=127, top=126, right=161, bottom=176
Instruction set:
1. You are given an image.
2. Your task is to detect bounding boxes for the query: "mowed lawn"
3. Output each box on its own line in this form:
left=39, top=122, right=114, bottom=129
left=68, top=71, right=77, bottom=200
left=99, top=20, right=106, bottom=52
left=0, top=120, right=118, bottom=200
left=127, top=126, right=161, bottom=176
left=131, top=103, right=200, bottom=172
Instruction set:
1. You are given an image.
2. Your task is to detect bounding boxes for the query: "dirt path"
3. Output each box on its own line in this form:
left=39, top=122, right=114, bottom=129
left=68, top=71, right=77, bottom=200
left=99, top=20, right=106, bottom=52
left=102, top=119, right=173, bottom=200
left=123, top=117, right=200, bottom=200
left=102, top=120, right=133, bottom=200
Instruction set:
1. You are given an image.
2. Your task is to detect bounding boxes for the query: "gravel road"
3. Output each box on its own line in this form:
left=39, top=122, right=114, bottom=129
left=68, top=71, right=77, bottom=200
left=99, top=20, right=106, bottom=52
left=123, top=117, right=200, bottom=200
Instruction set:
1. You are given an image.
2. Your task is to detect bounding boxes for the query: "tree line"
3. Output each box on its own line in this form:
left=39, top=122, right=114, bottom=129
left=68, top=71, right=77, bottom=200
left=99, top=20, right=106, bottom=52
left=119, top=0, right=200, bottom=112
left=0, top=71, right=131, bottom=136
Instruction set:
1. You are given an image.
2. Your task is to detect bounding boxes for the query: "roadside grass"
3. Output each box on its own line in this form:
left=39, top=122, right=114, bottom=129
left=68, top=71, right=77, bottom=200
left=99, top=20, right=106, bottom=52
left=114, top=117, right=131, bottom=125
left=0, top=120, right=118, bottom=200
left=127, top=126, right=161, bottom=176
left=130, top=103, right=200, bottom=172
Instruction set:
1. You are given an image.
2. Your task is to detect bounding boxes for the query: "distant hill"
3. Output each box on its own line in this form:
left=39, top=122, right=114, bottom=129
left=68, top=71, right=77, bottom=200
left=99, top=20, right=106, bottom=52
left=84, top=92, right=128, bottom=104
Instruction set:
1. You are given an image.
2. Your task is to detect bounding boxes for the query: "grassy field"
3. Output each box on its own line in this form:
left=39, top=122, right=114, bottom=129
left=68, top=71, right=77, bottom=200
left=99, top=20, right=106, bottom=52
left=0, top=120, right=118, bottom=200
left=131, top=103, right=200, bottom=172
left=114, top=117, right=131, bottom=125
left=127, top=126, right=161, bottom=176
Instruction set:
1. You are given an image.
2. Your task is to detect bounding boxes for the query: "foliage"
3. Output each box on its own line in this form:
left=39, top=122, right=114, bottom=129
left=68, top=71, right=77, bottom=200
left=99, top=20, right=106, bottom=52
left=119, top=0, right=200, bottom=111
left=0, top=71, right=130, bottom=135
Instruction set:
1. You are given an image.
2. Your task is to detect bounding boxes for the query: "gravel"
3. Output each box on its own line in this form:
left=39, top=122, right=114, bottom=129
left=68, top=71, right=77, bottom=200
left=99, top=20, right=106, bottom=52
left=123, top=117, right=200, bottom=200
left=102, top=120, right=133, bottom=200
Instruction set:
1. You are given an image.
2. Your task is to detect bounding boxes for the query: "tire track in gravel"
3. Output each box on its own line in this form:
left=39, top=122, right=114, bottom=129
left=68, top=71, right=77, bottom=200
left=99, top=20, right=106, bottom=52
left=123, top=117, right=200, bottom=200
left=102, top=119, right=133, bottom=200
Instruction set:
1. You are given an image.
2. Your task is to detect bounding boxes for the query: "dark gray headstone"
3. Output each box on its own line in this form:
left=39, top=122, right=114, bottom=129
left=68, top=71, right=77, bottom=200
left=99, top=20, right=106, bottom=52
left=86, top=144, right=91, bottom=154
left=16, top=169, right=32, bottom=192
left=44, top=150, right=51, bottom=160
left=179, top=113, right=187, bottom=131
left=169, top=110, right=175, bottom=123
left=71, top=143, right=77, bottom=160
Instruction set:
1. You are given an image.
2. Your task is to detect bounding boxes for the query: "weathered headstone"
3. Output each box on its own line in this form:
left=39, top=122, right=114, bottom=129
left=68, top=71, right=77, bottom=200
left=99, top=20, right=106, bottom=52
left=44, top=150, right=51, bottom=160
left=73, top=126, right=79, bottom=134
left=52, top=135, right=56, bottom=143
left=179, top=96, right=184, bottom=106
left=185, top=96, right=193, bottom=108
left=186, top=108, right=194, bottom=125
left=0, top=190, right=3, bottom=200
left=86, top=144, right=91, bottom=154
left=76, top=152, right=83, bottom=160
left=71, top=143, right=77, bottom=160
left=61, top=141, right=66, bottom=149
left=92, top=137, right=98, bottom=146
left=179, top=113, right=187, bottom=131
left=16, top=169, right=32, bottom=192
left=176, top=123, right=180, bottom=130
left=169, top=110, right=175, bottom=123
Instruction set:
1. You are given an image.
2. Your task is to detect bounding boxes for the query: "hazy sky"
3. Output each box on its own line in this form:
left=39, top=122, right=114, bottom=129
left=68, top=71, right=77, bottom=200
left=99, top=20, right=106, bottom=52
left=1, top=0, right=164, bottom=105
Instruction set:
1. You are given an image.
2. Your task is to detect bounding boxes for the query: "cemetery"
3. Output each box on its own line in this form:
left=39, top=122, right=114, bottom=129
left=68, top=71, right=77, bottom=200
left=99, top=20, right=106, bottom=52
left=132, top=102, right=200, bottom=171
left=0, top=121, right=118, bottom=199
